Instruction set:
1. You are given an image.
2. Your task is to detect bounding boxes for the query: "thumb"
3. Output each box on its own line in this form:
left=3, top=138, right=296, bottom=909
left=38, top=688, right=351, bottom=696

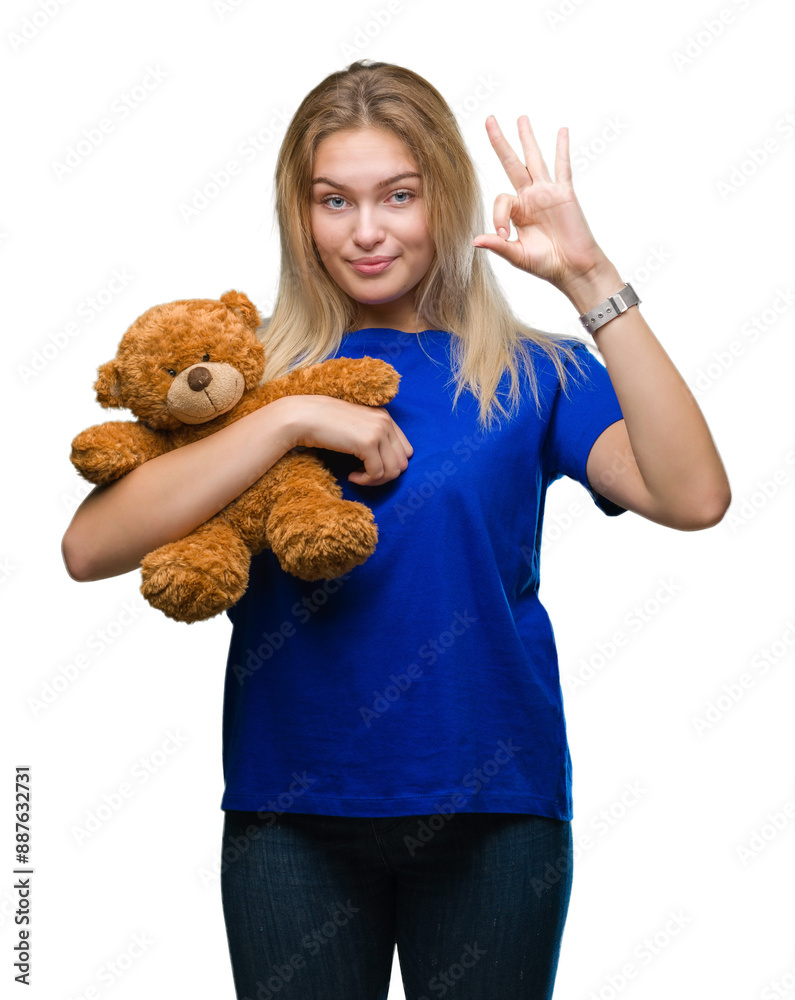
left=471, top=234, right=520, bottom=265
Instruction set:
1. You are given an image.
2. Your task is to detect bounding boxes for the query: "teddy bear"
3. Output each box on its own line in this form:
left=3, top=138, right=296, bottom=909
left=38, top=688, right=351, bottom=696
left=70, top=289, right=401, bottom=624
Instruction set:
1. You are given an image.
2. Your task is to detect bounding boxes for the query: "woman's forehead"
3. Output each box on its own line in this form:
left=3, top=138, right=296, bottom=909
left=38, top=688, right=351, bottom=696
left=313, top=128, right=419, bottom=174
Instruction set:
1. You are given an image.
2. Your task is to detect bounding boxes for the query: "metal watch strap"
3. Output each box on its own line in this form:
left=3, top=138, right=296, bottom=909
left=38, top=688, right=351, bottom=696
left=579, top=282, right=641, bottom=334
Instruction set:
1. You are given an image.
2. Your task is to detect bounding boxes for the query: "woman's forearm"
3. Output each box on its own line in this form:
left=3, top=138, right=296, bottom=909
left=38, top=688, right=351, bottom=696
left=61, top=398, right=298, bottom=582
left=561, top=260, right=732, bottom=523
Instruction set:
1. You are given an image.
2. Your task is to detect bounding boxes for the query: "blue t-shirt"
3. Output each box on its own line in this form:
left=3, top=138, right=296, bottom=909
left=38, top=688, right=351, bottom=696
left=220, top=328, right=626, bottom=820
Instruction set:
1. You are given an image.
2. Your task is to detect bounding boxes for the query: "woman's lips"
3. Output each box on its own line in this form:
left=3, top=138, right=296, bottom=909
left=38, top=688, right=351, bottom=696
left=349, top=257, right=396, bottom=274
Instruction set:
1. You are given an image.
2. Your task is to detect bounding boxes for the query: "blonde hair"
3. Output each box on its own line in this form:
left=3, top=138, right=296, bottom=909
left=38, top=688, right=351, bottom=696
left=261, top=59, right=590, bottom=430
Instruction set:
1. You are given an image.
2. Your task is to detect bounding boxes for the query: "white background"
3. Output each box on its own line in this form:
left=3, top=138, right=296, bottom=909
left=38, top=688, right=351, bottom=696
left=3, top=0, right=794, bottom=997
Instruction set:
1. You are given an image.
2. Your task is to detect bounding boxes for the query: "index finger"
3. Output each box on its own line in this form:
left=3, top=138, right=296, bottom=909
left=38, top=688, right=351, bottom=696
left=484, top=114, right=548, bottom=191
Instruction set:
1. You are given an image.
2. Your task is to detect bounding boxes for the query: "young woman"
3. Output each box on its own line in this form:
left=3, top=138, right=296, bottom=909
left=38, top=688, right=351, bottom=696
left=62, top=60, right=730, bottom=1000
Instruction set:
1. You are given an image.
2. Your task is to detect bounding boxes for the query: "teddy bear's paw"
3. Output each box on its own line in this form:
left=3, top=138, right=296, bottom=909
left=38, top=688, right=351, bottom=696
left=70, top=432, right=143, bottom=485
left=140, top=529, right=251, bottom=624
left=270, top=500, right=379, bottom=581
left=347, top=357, right=401, bottom=405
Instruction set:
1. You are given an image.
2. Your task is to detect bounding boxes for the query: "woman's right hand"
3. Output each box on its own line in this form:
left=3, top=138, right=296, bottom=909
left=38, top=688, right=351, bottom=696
left=278, top=394, right=413, bottom=487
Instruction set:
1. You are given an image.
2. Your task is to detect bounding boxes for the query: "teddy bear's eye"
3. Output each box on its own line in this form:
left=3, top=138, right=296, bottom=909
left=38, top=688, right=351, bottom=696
left=166, top=368, right=177, bottom=377
left=202, top=353, right=210, bottom=362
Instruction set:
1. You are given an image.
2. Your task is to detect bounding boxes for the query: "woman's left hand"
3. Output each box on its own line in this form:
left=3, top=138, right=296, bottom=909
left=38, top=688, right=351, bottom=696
left=472, top=115, right=610, bottom=292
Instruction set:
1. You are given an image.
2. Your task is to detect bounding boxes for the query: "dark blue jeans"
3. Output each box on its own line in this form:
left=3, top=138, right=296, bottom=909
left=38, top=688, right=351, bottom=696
left=220, top=809, right=573, bottom=1000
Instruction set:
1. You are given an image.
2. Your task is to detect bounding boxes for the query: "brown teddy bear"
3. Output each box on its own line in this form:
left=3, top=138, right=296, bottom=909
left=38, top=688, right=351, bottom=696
left=70, top=290, right=400, bottom=624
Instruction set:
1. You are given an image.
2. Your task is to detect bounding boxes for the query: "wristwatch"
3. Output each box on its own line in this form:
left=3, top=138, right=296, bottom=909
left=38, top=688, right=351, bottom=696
left=579, top=282, right=641, bottom=334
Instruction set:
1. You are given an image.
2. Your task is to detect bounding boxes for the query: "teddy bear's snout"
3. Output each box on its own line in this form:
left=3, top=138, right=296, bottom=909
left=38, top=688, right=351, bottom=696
left=166, top=360, right=246, bottom=425
left=187, top=366, right=212, bottom=391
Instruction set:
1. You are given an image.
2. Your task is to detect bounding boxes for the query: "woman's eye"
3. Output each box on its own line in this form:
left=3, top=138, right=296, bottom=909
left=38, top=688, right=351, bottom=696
left=202, top=353, right=210, bottom=362
left=321, top=190, right=415, bottom=210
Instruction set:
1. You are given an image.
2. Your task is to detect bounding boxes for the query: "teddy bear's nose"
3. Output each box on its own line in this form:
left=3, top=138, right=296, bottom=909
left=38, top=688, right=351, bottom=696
left=187, top=366, right=212, bottom=391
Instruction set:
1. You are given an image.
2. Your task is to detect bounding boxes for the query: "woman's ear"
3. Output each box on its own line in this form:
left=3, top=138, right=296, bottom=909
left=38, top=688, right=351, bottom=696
left=94, top=360, right=125, bottom=408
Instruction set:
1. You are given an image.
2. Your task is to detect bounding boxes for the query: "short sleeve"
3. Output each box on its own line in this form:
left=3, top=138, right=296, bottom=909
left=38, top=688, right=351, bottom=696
left=542, top=341, right=627, bottom=517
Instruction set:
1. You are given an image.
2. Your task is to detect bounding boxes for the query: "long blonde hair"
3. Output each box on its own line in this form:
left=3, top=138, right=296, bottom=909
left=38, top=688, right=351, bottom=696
left=261, top=59, right=590, bottom=430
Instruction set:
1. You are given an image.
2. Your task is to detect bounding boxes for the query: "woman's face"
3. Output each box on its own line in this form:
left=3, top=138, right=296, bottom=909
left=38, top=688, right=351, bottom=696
left=309, top=127, right=436, bottom=332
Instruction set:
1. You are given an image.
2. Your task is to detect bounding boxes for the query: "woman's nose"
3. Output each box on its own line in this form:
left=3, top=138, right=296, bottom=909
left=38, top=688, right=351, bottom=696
left=352, top=206, right=384, bottom=247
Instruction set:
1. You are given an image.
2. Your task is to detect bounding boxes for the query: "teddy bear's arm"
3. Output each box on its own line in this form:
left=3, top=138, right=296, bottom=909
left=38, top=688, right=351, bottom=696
left=267, top=356, right=400, bottom=407
left=71, top=421, right=173, bottom=485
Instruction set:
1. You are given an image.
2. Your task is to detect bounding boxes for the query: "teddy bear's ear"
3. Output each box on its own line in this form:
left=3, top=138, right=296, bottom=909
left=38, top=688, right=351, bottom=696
left=94, top=360, right=125, bottom=409
left=220, top=290, right=262, bottom=332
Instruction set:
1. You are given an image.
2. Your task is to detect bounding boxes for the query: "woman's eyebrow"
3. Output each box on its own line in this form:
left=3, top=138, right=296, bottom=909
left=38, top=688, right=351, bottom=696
left=310, top=172, right=422, bottom=191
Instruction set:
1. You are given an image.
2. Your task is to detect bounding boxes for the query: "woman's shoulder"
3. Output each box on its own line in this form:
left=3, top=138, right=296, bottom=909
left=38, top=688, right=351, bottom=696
left=520, top=333, right=591, bottom=379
